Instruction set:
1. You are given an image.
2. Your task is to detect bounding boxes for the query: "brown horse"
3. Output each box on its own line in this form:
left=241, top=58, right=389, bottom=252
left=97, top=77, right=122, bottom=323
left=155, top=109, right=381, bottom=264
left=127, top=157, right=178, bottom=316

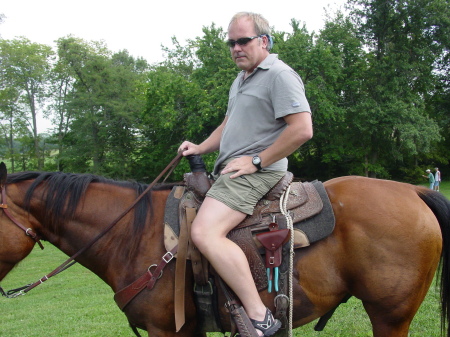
left=0, top=163, right=449, bottom=337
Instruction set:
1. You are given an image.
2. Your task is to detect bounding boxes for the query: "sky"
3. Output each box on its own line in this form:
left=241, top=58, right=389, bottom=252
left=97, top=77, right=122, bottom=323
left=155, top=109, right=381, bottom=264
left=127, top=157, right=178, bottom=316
left=1, top=0, right=347, bottom=65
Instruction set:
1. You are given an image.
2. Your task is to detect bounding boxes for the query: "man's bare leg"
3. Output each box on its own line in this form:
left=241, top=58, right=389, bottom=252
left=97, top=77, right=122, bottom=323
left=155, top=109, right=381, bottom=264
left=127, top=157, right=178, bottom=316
left=190, top=197, right=267, bottom=334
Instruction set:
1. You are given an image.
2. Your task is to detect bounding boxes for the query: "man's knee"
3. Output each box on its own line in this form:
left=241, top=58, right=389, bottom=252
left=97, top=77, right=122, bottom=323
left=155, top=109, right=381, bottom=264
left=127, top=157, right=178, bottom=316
left=190, top=221, right=209, bottom=252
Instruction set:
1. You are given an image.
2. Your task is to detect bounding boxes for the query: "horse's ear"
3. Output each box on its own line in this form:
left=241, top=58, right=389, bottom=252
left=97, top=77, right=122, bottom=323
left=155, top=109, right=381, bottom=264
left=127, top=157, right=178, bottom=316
left=0, top=162, right=7, bottom=187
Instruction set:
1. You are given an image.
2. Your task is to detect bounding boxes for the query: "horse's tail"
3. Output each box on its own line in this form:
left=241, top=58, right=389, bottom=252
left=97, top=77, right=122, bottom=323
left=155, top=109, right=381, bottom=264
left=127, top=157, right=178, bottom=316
left=418, top=188, right=450, bottom=337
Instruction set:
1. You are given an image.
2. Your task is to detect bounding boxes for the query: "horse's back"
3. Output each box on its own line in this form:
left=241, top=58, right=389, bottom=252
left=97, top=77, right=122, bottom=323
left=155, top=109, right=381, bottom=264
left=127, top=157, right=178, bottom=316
left=324, top=176, right=441, bottom=231
left=323, top=175, right=442, bottom=262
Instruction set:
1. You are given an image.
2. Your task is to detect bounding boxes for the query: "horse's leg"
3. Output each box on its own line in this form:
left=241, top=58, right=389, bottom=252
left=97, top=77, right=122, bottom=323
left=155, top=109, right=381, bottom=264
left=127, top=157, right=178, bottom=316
left=362, top=279, right=432, bottom=337
left=352, top=232, right=440, bottom=336
left=361, top=280, right=430, bottom=337
left=363, top=304, right=413, bottom=337
left=358, top=226, right=440, bottom=337
left=0, top=262, right=15, bottom=281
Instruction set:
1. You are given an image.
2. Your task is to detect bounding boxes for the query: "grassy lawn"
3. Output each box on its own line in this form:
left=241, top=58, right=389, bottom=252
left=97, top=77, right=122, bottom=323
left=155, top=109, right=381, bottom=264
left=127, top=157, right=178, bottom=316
left=0, top=182, right=448, bottom=336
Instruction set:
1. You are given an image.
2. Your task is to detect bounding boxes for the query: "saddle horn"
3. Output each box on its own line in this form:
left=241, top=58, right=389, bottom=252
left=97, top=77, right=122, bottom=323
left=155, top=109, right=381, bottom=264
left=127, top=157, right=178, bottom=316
left=186, top=155, right=207, bottom=173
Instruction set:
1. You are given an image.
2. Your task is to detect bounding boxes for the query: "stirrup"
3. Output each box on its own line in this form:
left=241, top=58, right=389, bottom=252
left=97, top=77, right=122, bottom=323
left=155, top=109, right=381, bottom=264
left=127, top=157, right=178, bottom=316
left=250, top=308, right=281, bottom=336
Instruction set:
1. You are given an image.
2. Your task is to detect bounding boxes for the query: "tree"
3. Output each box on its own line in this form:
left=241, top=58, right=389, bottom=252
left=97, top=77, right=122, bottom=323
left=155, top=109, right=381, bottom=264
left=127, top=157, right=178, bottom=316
left=139, top=25, right=237, bottom=179
left=0, top=38, right=53, bottom=170
left=2, top=4, right=449, bottom=181
left=295, top=14, right=368, bottom=178
left=56, top=37, right=148, bottom=178
left=348, top=0, right=449, bottom=177
left=0, top=86, right=20, bottom=171
left=46, top=47, right=76, bottom=171
left=138, top=67, right=208, bottom=180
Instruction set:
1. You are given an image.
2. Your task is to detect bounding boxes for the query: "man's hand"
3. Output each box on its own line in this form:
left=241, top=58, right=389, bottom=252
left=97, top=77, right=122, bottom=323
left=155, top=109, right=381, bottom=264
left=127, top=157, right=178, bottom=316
left=178, top=141, right=201, bottom=157
left=221, top=156, right=258, bottom=179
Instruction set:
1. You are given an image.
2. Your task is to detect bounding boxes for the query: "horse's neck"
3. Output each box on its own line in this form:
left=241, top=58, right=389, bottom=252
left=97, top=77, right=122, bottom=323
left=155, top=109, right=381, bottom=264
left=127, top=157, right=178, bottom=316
left=41, top=187, right=170, bottom=291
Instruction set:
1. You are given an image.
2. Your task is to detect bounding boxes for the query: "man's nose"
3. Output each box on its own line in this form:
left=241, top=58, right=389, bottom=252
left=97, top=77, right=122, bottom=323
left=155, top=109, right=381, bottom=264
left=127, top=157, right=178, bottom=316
left=232, top=44, right=243, bottom=51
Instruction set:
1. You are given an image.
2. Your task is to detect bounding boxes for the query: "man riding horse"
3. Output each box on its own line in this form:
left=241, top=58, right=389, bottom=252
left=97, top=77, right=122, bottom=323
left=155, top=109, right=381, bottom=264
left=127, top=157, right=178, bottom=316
left=179, top=11, right=313, bottom=337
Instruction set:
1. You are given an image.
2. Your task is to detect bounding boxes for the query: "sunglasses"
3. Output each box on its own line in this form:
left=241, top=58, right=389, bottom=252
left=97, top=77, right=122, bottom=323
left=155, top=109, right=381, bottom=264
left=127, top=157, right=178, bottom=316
left=226, top=35, right=263, bottom=48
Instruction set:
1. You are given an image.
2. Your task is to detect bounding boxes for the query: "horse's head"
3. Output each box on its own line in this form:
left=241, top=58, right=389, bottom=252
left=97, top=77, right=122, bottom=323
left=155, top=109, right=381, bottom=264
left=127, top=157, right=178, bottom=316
left=0, top=163, right=39, bottom=282
left=0, top=163, right=96, bottom=283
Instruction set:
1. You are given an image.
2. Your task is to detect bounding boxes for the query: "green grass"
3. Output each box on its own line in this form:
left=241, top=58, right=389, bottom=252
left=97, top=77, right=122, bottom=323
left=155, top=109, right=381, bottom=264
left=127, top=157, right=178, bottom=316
left=0, top=249, right=131, bottom=337
left=1, top=183, right=449, bottom=336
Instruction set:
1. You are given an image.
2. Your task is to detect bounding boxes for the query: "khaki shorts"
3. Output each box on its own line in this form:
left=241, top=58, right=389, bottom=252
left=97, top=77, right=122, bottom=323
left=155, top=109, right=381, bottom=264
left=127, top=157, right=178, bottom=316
left=206, top=160, right=285, bottom=215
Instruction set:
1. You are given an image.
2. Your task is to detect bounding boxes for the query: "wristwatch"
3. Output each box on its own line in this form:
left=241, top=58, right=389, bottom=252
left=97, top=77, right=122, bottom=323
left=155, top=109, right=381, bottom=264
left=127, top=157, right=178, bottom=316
left=252, top=155, right=262, bottom=170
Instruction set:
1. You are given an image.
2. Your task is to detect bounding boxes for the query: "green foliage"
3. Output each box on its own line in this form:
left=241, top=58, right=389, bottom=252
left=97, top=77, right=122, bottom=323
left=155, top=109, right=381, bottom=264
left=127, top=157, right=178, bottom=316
left=136, top=25, right=236, bottom=180
left=296, top=0, right=449, bottom=179
left=137, top=68, right=208, bottom=180
left=0, top=245, right=131, bottom=337
left=54, top=37, right=149, bottom=178
left=1, top=0, right=449, bottom=181
left=400, top=165, right=428, bottom=184
left=0, top=37, right=54, bottom=170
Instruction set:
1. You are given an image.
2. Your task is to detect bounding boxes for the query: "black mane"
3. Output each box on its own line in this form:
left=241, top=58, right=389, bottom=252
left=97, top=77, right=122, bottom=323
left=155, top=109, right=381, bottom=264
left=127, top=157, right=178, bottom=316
left=6, top=171, right=172, bottom=258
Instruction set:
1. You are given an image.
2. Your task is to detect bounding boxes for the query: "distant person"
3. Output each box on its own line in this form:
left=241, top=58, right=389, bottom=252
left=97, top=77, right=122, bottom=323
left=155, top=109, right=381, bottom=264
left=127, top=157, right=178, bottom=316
left=434, top=167, right=441, bottom=192
left=422, top=169, right=435, bottom=189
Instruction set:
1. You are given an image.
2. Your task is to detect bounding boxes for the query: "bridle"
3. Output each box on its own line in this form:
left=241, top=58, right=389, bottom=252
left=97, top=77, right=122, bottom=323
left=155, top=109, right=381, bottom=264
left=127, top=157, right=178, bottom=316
left=0, top=153, right=183, bottom=298
left=0, top=185, right=45, bottom=250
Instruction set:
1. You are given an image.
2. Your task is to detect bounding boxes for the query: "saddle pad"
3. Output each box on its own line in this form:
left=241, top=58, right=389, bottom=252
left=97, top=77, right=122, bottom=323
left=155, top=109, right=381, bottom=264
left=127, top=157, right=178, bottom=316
left=292, top=180, right=335, bottom=246
left=164, top=186, right=185, bottom=254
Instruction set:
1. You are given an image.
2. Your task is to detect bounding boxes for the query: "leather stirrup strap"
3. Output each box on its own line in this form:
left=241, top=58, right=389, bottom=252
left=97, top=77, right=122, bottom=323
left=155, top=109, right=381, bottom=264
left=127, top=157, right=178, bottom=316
left=188, top=220, right=209, bottom=286
left=174, top=207, right=196, bottom=331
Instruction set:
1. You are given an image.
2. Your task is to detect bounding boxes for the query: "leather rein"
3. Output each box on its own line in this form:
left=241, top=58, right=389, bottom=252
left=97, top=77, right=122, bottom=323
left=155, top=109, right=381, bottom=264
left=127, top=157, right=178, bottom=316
left=0, top=187, right=45, bottom=250
left=0, top=153, right=183, bottom=298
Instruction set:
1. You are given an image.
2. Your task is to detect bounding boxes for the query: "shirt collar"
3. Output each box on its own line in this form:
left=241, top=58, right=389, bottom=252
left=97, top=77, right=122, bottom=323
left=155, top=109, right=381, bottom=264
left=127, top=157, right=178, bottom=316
left=239, top=54, right=279, bottom=79
left=257, top=53, right=278, bottom=70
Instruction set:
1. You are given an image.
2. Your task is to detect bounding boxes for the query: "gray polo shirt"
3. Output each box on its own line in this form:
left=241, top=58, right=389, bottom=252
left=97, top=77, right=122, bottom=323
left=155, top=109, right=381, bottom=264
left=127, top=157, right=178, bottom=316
left=213, top=54, right=311, bottom=175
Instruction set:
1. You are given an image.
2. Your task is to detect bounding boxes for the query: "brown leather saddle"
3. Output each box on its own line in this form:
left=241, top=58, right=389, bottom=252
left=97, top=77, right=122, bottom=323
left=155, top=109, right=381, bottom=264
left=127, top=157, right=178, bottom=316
left=164, top=171, right=335, bottom=283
